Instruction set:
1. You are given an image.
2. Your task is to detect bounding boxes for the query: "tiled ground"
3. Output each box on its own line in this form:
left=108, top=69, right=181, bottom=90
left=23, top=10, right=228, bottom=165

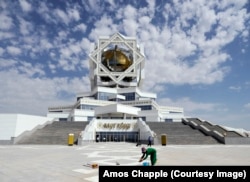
left=0, top=143, right=250, bottom=182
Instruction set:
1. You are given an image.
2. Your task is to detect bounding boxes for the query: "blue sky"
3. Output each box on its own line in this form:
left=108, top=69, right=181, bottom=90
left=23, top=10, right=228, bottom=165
left=0, top=0, right=250, bottom=130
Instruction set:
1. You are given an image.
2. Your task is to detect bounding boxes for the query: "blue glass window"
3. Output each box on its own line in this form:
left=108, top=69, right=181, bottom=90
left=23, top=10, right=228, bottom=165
left=135, top=105, right=152, bottom=110
left=122, top=92, right=135, bottom=101
left=80, top=105, right=97, bottom=110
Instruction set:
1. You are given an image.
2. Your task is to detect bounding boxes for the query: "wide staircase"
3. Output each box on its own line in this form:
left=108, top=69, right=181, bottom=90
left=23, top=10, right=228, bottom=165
left=16, top=121, right=88, bottom=145
left=146, top=121, right=222, bottom=145
left=16, top=120, right=228, bottom=145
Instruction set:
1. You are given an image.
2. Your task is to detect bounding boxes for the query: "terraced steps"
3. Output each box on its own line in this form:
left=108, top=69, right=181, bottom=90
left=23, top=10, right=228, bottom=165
left=16, top=120, right=225, bottom=145
left=16, top=121, right=88, bottom=145
left=146, top=121, right=222, bottom=145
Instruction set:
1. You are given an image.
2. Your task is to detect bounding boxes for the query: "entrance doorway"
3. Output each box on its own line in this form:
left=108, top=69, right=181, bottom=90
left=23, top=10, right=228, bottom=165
left=96, top=131, right=139, bottom=143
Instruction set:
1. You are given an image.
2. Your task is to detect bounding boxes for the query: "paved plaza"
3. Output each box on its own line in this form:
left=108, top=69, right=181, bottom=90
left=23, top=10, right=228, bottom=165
left=0, top=142, right=250, bottom=182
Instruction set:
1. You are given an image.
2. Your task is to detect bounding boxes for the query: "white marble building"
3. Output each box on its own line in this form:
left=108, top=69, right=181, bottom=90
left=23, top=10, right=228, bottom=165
left=47, top=33, right=184, bottom=142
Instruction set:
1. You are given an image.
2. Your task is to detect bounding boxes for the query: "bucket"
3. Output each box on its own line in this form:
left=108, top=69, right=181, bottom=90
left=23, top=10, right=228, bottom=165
left=142, top=161, right=150, bottom=166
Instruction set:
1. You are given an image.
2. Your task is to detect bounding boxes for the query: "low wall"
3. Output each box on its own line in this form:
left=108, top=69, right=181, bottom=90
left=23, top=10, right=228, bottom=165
left=0, top=114, right=53, bottom=145
left=225, top=137, right=250, bottom=145
left=183, top=118, right=250, bottom=145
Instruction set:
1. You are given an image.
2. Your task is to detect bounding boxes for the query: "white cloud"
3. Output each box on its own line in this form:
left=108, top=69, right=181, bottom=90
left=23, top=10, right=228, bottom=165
left=59, top=39, right=84, bottom=60
left=18, top=17, right=34, bottom=35
left=37, top=2, right=56, bottom=24
left=145, top=0, right=156, bottom=17
left=0, top=1, right=7, bottom=9
left=123, top=5, right=137, bottom=19
left=244, top=103, right=250, bottom=109
left=82, top=0, right=103, bottom=14
left=0, top=47, right=4, bottom=55
left=138, top=16, right=151, bottom=27
left=80, top=38, right=93, bottom=54
left=19, top=61, right=45, bottom=77
left=245, top=82, right=250, bottom=87
left=19, top=0, right=32, bottom=12
left=133, top=0, right=248, bottom=90
left=73, top=23, right=87, bottom=33
left=6, top=46, right=22, bottom=56
left=241, top=30, right=249, bottom=41
left=105, top=0, right=116, bottom=8
left=56, top=31, right=69, bottom=42
left=0, top=13, right=14, bottom=30
left=48, top=62, right=57, bottom=74
left=120, top=5, right=140, bottom=36
left=53, top=6, right=81, bottom=25
left=152, top=84, right=166, bottom=93
left=0, top=32, right=14, bottom=40
left=229, top=86, right=241, bottom=92
left=123, top=19, right=138, bottom=36
left=0, top=58, right=17, bottom=68
left=89, top=15, right=118, bottom=40
left=54, top=8, right=70, bottom=24
left=67, top=8, right=80, bottom=21
left=0, top=68, right=90, bottom=115
left=58, top=59, right=75, bottom=71
left=158, top=97, right=219, bottom=113
left=171, top=33, right=197, bottom=57
left=40, top=38, right=53, bottom=50
left=69, top=42, right=82, bottom=55
left=59, top=47, right=72, bottom=58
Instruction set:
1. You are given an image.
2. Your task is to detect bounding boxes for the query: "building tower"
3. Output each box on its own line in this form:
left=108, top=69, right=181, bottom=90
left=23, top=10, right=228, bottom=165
left=47, top=32, right=184, bottom=142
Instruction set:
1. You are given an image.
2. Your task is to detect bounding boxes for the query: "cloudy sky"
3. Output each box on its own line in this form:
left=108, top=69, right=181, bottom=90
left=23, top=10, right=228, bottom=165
left=0, top=0, right=249, bottom=130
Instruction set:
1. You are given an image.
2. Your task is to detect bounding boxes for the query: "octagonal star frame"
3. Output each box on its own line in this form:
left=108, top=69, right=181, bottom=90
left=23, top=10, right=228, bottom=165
left=89, top=33, right=145, bottom=85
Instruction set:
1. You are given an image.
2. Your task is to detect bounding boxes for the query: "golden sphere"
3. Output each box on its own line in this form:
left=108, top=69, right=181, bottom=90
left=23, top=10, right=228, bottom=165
left=101, top=46, right=132, bottom=72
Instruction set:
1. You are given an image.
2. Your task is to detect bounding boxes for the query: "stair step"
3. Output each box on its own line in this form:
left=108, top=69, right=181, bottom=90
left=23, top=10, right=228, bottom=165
left=17, top=120, right=225, bottom=145
left=16, top=121, right=88, bottom=145
left=146, top=121, right=222, bottom=145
